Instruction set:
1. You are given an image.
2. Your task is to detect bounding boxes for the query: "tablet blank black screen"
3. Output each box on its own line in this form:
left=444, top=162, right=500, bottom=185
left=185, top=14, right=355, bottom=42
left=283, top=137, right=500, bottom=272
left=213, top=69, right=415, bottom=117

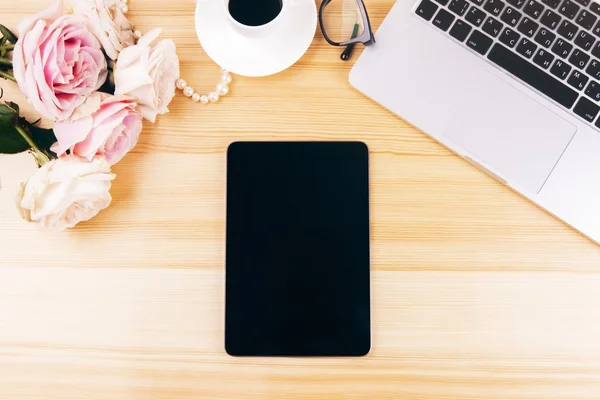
left=225, top=142, right=370, bottom=357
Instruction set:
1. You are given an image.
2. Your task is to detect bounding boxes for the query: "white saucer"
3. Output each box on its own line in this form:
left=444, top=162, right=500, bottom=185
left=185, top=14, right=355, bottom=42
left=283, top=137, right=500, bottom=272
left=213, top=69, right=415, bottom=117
left=195, top=0, right=317, bottom=77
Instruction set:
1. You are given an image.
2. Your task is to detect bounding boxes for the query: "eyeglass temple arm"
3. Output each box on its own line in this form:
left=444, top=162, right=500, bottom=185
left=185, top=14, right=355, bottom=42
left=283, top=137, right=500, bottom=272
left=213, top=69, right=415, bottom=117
left=340, top=23, right=360, bottom=60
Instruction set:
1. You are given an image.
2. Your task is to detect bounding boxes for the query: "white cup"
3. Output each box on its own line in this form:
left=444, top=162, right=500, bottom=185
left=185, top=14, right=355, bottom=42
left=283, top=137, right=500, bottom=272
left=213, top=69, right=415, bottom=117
left=223, top=0, right=299, bottom=36
left=195, top=0, right=316, bottom=76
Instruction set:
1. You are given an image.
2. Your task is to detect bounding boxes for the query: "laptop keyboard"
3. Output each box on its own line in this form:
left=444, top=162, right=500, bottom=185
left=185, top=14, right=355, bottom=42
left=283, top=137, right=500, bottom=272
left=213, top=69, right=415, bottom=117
left=414, top=0, right=600, bottom=127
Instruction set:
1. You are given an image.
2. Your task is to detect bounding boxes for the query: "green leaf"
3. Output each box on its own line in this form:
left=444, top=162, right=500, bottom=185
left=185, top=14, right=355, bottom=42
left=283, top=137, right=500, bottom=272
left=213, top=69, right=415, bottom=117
left=0, top=102, right=57, bottom=155
left=28, top=124, right=57, bottom=153
left=0, top=126, right=30, bottom=154
left=6, top=101, right=19, bottom=115
left=0, top=102, right=16, bottom=123
left=0, top=25, right=18, bottom=44
left=0, top=104, right=29, bottom=154
left=0, top=127, right=29, bottom=154
left=0, top=103, right=56, bottom=155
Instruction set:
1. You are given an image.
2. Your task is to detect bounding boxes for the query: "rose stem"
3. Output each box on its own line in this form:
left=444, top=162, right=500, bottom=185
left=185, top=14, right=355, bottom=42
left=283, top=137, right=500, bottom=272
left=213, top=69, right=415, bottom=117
left=0, top=70, right=15, bottom=82
left=15, top=125, right=50, bottom=165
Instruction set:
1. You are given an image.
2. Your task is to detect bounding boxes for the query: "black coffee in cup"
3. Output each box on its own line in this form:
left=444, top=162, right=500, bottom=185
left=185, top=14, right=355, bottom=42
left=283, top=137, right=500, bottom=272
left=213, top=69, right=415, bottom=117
left=228, top=0, right=283, bottom=27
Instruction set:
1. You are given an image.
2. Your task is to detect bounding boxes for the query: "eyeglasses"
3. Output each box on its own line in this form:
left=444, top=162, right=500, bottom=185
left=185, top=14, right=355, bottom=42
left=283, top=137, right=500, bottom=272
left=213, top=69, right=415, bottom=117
left=318, top=0, right=375, bottom=61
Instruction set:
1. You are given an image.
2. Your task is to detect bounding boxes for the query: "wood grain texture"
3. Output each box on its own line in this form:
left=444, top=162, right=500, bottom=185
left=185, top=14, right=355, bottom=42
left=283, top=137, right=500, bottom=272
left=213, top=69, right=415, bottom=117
left=2, top=0, right=600, bottom=399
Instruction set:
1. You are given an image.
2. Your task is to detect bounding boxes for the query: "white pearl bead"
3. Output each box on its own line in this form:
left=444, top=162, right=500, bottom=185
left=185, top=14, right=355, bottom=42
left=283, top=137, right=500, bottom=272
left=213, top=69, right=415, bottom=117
left=200, top=95, right=209, bottom=104
left=183, top=86, right=194, bottom=97
left=121, top=5, right=128, bottom=13
left=221, top=74, right=232, bottom=84
left=123, top=0, right=128, bottom=3
left=192, top=93, right=201, bottom=102
left=176, top=79, right=187, bottom=90
left=208, top=92, right=219, bottom=102
left=216, top=83, right=229, bottom=95
left=134, top=30, right=142, bottom=39
left=221, top=68, right=229, bottom=75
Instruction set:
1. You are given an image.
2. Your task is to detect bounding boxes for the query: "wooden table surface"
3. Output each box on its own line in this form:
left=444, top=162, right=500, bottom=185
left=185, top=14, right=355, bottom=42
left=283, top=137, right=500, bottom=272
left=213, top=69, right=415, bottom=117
left=3, top=0, right=600, bottom=399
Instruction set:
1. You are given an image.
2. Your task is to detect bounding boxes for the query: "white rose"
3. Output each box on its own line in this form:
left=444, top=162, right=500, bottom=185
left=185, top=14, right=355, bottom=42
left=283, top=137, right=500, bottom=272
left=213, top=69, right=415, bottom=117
left=16, top=156, right=115, bottom=231
left=69, top=0, right=135, bottom=60
left=114, top=28, right=180, bottom=123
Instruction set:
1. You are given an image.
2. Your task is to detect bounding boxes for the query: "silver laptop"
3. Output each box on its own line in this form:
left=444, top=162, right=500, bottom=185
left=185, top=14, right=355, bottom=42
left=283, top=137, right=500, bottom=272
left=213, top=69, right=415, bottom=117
left=350, top=0, right=600, bottom=243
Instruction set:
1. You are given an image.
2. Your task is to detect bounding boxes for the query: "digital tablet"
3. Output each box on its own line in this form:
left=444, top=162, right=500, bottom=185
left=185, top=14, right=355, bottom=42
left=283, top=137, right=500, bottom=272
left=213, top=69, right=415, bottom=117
left=225, top=141, right=370, bottom=357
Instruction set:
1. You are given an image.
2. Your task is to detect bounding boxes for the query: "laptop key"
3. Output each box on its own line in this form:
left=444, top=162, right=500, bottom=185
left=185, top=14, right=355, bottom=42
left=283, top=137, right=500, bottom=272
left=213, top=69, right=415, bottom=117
left=586, top=58, right=600, bottom=78
left=483, top=16, right=504, bottom=36
left=541, top=9, right=562, bottom=29
left=585, top=80, right=600, bottom=101
left=574, top=30, right=595, bottom=50
left=416, top=0, right=439, bottom=19
left=466, top=6, right=487, bottom=26
left=575, top=10, right=597, bottom=29
left=552, top=37, right=574, bottom=57
left=507, top=0, right=526, bottom=7
left=449, top=19, right=474, bottom=40
left=501, top=7, right=523, bottom=26
left=500, top=26, right=522, bottom=46
left=466, top=29, right=494, bottom=54
left=541, top=0, right=561, bottom=7
left=487, top=43, right=579, bottom=107
left=524, top=0, right=545, bottom=18
left=593, top=20, right=600, bottom=37
left=591, top=2, right=600, bottom=16
left=557, top=20, right=578, bottom=39
left=449, top=0, right=470, bottom=15
left=518, top=16, right=540, bottom=36
left=592, top=42, right=600, bottom=57
left=517, top=37, right=539, bottom=57
left=567, top=69, right=589, bottom=90
left=433, top=8, right=456, bottom=30
left=533, top=48, right=556, bottom=68
left=550, top=59, right=572, bottom=79
left=434, top=0, right=450, bottom=5
left=573, top=96, right=600, bottom=121
left=484, top=0, right=506, bottom=15
left=535, top=27, right=557, bottom=47
left=569, top=48, right=591, bottom=68
left=558, top=0, right=580, bottom=19
left=573, top=0, right=590, bottom=5
left=469, top=0, right=485, bottom=4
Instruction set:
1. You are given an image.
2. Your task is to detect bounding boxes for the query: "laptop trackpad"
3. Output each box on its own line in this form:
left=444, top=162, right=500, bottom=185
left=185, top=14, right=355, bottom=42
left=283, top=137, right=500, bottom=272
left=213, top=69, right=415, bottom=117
left=443, top=71, right=577, bottom=194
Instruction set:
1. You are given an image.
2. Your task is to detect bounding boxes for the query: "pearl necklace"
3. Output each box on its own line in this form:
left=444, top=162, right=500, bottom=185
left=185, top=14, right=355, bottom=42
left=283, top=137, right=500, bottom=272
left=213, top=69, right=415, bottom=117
left=175, top=70, right=232, bottom=104
left=124, top=5, right=232, bottom=104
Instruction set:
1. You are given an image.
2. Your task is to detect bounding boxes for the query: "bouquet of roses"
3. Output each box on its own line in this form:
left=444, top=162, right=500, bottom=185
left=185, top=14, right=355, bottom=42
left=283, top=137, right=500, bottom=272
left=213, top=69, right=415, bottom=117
left=0, top=0, right=180, bottom=230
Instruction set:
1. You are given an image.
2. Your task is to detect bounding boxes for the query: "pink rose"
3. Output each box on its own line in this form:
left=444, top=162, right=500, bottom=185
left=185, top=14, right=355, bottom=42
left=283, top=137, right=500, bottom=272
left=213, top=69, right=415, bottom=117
left=52, top=92, right=142, bottom=164
left=69, top=0, right=135, bottom=60
left=12, top=0, right=108, bottom=121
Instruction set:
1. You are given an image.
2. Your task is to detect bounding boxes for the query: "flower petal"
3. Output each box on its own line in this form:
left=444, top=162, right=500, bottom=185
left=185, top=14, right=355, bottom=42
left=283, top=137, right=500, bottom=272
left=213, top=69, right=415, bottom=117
left=53, top=116, right=94, bottom=155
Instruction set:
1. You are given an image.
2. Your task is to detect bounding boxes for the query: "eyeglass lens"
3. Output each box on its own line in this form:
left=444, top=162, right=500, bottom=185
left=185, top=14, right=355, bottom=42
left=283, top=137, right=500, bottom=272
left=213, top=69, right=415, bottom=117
left=321, top=0, right=366, bottom=44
